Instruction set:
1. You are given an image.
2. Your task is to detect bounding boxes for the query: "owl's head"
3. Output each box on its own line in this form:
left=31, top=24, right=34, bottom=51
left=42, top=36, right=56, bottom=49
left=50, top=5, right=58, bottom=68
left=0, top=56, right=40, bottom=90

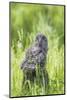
left=35, top=33, right=48, bottom=52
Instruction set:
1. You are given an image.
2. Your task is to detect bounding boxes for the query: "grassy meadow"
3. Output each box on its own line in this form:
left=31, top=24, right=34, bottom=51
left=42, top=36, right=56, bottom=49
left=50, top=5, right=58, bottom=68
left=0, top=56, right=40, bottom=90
left=10, top=2, right=65, bottom=97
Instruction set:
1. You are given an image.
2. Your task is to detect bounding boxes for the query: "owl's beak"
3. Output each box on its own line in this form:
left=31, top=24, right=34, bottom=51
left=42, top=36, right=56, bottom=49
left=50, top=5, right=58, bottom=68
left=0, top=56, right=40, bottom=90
left=38, top=38, right=42, bottom=47
left=38, top=38, right=41, bottom=43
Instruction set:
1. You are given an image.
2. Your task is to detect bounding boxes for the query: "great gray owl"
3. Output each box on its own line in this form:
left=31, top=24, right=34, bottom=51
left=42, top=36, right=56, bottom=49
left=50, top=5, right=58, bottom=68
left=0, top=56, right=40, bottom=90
left=21, top=33, right=48, bottom=84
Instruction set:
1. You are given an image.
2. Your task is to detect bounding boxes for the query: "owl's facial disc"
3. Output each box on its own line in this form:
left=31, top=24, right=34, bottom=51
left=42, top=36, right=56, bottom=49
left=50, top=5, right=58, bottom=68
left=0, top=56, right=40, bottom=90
left=35, top=34, right=47, bottom=47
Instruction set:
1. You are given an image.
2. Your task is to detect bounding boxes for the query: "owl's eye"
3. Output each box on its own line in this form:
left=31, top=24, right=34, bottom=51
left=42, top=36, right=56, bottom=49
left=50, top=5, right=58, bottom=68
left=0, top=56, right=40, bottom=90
left=42, top=36, right=44, bottom=39
left=42, top=36, right=45, bottom=40
left=43, top=36, right=47, bottom=42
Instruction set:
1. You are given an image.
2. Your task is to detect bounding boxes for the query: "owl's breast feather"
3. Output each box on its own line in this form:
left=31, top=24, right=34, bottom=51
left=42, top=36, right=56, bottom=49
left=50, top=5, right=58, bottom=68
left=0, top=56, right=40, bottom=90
left=31, top=46, right=41, bottom=56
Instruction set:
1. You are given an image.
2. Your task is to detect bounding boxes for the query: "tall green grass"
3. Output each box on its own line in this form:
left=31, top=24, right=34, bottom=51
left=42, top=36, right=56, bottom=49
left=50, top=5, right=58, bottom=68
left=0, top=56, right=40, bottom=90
left=11, top=33, right=64, bottom=97
left=10, top=3, right=64, bottom=97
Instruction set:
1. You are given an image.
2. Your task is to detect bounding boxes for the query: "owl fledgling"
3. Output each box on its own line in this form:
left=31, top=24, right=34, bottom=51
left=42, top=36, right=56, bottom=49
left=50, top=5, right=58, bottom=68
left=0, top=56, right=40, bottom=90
left=21, top=33, right=48, bottom=82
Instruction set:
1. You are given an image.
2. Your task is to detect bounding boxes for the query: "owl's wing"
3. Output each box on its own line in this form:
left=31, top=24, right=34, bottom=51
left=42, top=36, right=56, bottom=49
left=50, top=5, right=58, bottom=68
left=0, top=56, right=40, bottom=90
left=21, top=46, right=45, bottom=70
left=21, top=58, right=35, bottom=71
left=21, top=46, right=40, bottom=70
left=20, top=46, right=37, bottom=70
left=26, top=46, right=46, bottom=65
left=26, top=46, right=41, bottom=58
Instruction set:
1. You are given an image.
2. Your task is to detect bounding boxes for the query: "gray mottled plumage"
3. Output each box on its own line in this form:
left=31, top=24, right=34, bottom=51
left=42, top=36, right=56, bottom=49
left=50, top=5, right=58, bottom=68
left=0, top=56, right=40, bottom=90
left=21, top=33, right=48, bottom=82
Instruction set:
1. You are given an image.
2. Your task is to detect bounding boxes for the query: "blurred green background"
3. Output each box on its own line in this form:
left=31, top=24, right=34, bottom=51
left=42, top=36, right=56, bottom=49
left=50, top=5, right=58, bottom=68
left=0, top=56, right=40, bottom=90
left=10, top=2, right=65, bottom=97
